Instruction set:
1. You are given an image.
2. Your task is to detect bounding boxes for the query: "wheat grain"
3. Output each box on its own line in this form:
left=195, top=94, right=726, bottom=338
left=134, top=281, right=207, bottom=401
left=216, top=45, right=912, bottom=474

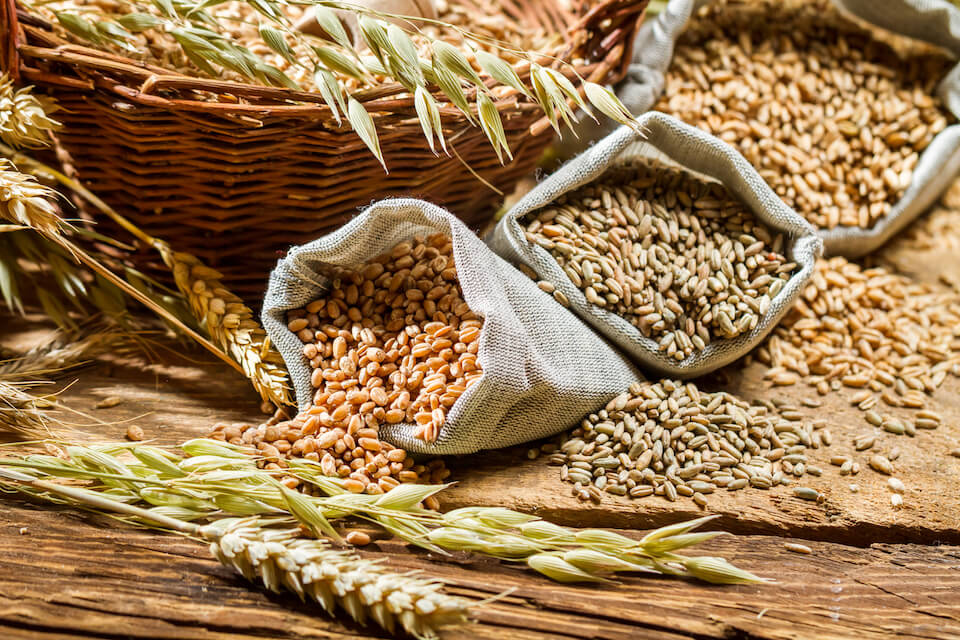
left=753, top=256, right=960, bottom=467
left=657, top=0, right=951, bottom=229
left=549, top=379, right=828, bottom=505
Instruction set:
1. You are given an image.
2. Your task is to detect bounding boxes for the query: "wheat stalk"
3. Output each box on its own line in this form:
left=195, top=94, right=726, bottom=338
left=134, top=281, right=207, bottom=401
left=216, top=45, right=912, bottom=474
left=210, top=522, right=470, bottom=637
left=0, top=84, right=289, bottom=404
left=157, top=245, right=292, bottom=407
left=35, top=0, right=641, bottom=167
left=0, top=326, right=140, bottom=437
left=0, top=144, right=292, bottom=407
left=0, top=464, right=471, bottom=638
left=0, top=86, right=179, bottom=327
left=0, top=438, right=766, bottom=585
left=0, top=74, right=61, bottom=149
left=0, top=156, right=243, bottom=376
left=0, top=159, right=63, bottom=237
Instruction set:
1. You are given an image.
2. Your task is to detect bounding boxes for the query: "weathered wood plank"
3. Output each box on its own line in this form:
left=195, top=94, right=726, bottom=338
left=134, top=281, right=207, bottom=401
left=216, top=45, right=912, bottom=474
left=5, top=200, right=960, bottom=548
left=0, top=500, right=958, bottom=640
left=3, top=199, right=960, bottom=639
left=439, top=358, right=960, bottom=545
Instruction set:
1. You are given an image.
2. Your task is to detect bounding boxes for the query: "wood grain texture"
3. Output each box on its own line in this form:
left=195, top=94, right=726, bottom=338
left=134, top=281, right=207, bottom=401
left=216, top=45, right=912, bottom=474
left=439, top=360, right=960, bottom=546
left=3, top=201, right=960, bottom=638
left=1, top=500, right=959, bottom=640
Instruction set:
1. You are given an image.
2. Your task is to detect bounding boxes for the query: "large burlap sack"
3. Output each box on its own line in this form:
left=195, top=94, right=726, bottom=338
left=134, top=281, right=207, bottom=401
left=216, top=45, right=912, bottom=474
left=261, top=198, right=642, bottom=456
left=488, top=111, right=822, bottom=379
left=602, top=0, right=960, bottom=258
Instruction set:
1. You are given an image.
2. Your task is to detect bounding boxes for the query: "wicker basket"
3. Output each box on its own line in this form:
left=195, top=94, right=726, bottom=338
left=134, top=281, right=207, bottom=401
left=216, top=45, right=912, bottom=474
left=1, top=0, right=647, bottom=292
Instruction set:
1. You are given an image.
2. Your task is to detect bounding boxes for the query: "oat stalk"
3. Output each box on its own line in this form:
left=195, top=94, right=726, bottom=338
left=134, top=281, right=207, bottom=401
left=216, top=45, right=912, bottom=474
left=0, top=439, right=766, bottom=585
left=0, top=465, right=471, bottom=638
left=37, top=0, right=641, bottom=167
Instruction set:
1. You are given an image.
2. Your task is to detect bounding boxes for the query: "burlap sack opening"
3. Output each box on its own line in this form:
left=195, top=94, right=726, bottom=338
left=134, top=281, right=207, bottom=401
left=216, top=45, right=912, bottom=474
left=606, top=0, right=960, bottom=258
left=261, top=198, right=642, bottom=456
left=488, top=111, right=822, bottom=379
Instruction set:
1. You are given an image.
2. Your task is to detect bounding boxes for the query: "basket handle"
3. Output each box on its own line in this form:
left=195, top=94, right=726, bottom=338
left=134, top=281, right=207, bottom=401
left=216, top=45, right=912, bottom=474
left=527, top=0, right=647, bottom=136
left=573, top=0, right=648, bottom=76
left=1, top=0, right=21, bottom=80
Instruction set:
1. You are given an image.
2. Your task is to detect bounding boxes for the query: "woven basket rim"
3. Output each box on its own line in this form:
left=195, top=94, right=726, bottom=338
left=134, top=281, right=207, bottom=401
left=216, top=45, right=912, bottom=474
left=3, top=0, right=647, bottom=129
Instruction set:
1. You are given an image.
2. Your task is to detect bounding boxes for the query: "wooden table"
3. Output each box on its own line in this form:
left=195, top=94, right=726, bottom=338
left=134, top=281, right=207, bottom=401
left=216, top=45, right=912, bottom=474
left=2, top=197, right=960, bottom=640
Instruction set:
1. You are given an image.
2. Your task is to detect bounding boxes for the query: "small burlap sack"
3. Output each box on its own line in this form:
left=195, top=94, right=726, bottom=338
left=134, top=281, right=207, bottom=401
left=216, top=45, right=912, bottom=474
left=261, top=198, right=642, bottom=456
left=488, top=111, right=822, bottom=379
left=604, top=0, right=960, bottom=258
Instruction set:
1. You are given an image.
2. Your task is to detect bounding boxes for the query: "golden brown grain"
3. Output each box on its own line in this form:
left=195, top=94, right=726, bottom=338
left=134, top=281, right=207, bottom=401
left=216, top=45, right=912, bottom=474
left=656, top=0, right=952, bottom=229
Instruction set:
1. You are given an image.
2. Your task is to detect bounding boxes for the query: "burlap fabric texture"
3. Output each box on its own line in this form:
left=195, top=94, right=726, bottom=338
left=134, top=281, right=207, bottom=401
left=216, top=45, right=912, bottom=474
left=488, top=112, right=822, bottom=378
left=602, top=0, right=960, bottom=257
left=262, top=199, right=642, bottom=455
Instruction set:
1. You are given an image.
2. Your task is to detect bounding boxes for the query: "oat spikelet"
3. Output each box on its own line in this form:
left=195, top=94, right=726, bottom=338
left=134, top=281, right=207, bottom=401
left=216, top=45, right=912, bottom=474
left=210, top=523, right=470, bottom=638
left=0, top=159, right=63, bottom=236
left=157, top=244, right=292, bottom=408
left=0, top=75, right=60, bottom=149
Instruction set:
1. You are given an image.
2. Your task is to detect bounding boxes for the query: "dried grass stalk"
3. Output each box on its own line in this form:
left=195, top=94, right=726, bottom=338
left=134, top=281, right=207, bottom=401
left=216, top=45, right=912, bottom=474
left=0, top=380, right=55, bottom=437
left=0, top=326, right=131, bottom=379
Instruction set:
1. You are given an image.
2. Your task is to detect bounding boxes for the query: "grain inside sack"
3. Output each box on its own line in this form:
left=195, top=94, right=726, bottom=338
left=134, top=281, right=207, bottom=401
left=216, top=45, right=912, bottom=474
left=654, top=0, right=954, bottom=232
left=490, top=112, right=820, bottom=379
left=212, top=233, right=473, bottom=494
left=520, top=160, right=797, bottom=362
left=261, top=199, right=641, bottom=457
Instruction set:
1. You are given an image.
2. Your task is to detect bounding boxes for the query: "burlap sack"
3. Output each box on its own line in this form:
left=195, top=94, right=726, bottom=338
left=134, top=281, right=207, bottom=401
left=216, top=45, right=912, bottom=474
left=488, top=111, right=822, bottom=378
left=604, top=0, right=960, bottom=258
left=261, top=198, right=642, bottom=456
